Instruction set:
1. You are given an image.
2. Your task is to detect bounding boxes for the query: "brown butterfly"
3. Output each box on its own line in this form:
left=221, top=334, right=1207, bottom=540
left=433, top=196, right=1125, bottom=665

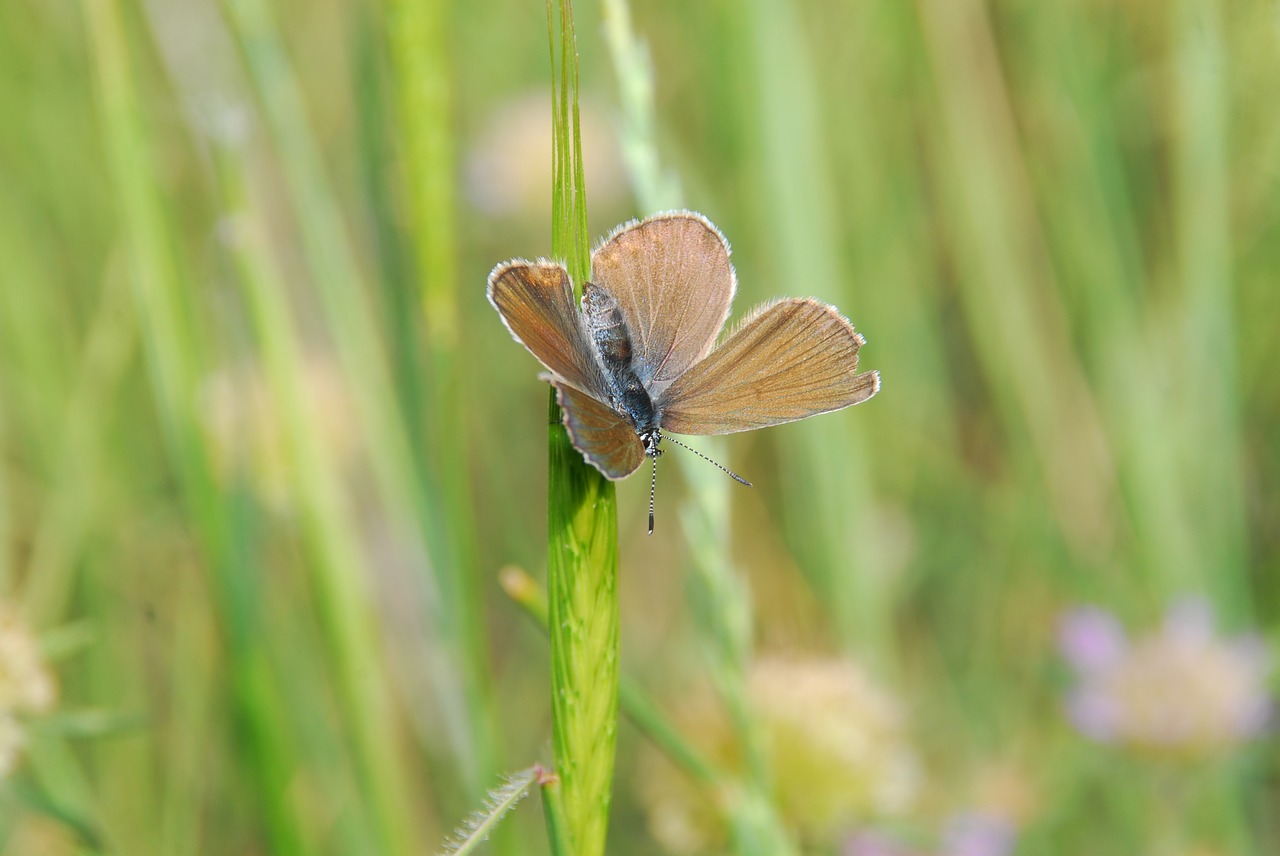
left=488, top=211, right=880, bottom=532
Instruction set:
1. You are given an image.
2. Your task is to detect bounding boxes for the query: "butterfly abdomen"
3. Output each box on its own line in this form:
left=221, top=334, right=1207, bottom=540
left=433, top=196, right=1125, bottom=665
left=583, top=282, right=632, bottom=365
left=583, top=281, right=661, bottom=438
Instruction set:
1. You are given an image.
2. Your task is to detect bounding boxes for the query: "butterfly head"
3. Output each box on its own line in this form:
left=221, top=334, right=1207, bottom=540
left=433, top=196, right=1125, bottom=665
left=641, top=428, right=663, bottom=459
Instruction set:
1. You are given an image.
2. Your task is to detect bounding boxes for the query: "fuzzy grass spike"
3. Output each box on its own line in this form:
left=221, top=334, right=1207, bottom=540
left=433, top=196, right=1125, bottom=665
left=438, top=768, right=538, bottom=856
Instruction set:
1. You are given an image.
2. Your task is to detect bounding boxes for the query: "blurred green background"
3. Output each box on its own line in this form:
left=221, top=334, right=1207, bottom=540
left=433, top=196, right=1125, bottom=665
left=1, top=0, right=1277, bottom=853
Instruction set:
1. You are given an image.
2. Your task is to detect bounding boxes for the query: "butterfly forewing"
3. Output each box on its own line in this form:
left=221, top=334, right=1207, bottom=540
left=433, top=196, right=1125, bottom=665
left=488, top=261, right=611, bottom=399
left=659, top=298, right=880, bottom=435
left=590, top=212, right=736, bottom=393
left=549, top=377, right=646, bottom=479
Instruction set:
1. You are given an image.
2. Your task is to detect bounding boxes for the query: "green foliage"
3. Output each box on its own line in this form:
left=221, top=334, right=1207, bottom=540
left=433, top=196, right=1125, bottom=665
left=1, top=0, right=1276, bottom=853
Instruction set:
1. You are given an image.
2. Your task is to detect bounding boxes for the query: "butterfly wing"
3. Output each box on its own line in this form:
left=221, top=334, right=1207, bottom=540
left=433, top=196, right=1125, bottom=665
left=658, top=298, right=880, bottom=435
left=590, top=211, right=736, bottom=393
left=548, top=376, right=646, bottom=479
left=488, top=260, right=610, bottom=398
left=490, top=260, right=643, bottom=478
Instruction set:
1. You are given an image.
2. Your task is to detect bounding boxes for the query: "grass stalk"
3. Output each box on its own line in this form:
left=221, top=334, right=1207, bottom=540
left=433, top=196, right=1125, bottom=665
left=545, top=426, right=619, bottom=856
left=682, top=497, right=799, bottom=856
left=1170, top=0, right=1247, bottom=612
left=1025, top=0, right=1200, bottom=601
left=20, top=266, right=134, bottom=624
left=913, top=0, right=1116, bottom=557
left=545, top=2, right=621, bottom=853
left=733, top=0, right=897, bottom=664
left=215, top=141, right=419, bottom=853
left=600, top=0, right=681, bottom=214
left=21, top=740, right=106, bottom=850
left=384, top=0, right=499, bottom=797
left=601, top=7, right=797, bottom=851
left=218, top=0, right=504, bottom=848
left=503, top=565, right=723, bottom=788
left=538, top=768, right=574, bottom=856
left=80, top=0, right=307, bottom=850
left=0, top=419, right=8, bottom=593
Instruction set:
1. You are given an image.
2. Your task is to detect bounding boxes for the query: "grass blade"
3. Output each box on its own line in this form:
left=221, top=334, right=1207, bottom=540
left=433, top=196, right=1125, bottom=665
left=439, top=768, right=538, bottom=856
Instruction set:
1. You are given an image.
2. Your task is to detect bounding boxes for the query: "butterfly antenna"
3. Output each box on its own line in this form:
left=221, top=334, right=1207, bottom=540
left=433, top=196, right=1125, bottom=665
left=648, top=454, right=658, bottom=535
left=663, top=435, right=752, bottom=487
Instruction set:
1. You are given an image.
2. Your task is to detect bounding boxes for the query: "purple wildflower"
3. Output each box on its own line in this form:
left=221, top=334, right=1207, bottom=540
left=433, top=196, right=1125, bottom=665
left=1058, top=597, right=1273, bottom=758
left=845, top=812, right=1016, bottom=856
left=844, top=830, right=917, bottom=856
left=938, top=812, right=1016, bottom=856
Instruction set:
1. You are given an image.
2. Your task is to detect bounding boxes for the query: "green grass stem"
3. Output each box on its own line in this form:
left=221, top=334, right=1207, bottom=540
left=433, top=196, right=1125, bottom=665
left=1023, top=0, right=1200, bottom=600
left=914, top=0, right=1116, bottom=557
left=538, top=768, right=574, bottom=856
left=20, top=267, right=134, bottom=624
left=503, top=564, right=722, bottom=788
left=1171, top=0, right=1247, bottom=612
left=601, top=8, right=798, bottom=850
left=216, top=139, right=420, bottom=854
left=600, top=0, right=681, bottom=214
left=545, top=426, right=619, bottom=856
left=384, top=0, right=500, bottom=797
left=219, top=0, right=504, bottom=847
left=81, top=0, right=307, bottom=849
left=734, top=0, right=898, bottom=664
left=545, top=4, right=621, bottom=853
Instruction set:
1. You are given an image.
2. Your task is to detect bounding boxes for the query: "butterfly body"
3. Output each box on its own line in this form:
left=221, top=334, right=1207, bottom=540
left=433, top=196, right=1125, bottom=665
left=488, top=211, right=880, bottom=499
left=583, top=281, right=665, bottom=458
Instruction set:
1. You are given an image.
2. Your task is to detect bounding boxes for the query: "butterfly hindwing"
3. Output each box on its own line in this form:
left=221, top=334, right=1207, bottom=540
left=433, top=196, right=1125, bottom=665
left=488, top=261, right=611, bottom=399
left=549, top=377, right=646, bottom=480
left=659, top=298, right=880, bottom=435
left=590, top=212, right=736, bottom=393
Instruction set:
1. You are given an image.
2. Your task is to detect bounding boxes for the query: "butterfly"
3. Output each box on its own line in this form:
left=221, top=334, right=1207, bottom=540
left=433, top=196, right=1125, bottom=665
left=488, top=211, right=880, bottom=532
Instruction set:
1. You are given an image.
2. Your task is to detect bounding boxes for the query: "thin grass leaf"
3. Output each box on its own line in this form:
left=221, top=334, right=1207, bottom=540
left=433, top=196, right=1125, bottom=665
left=438, top=768, right=538, bottom=856
left=914, top=0, right=1115, bottom=553
left=601, top=0, right=681, bottom=213
left=36, top=621, right=98, bottom=661
left=19, top=266, right=134, bottom=625
left=2, top=779, right=104, bottom=851
left=215, top=136, right=408, bottom=853
left=383, top=0, right=500, bottom=800
left=28, top=710, right=149, bottom=739
left=1171, top=0, right=1247, bottom=610
left=601, top=4, right=796, bottom=850
left=81, top=1, right=308, bottom=850
left=731, top=0, right=896, bottom=663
